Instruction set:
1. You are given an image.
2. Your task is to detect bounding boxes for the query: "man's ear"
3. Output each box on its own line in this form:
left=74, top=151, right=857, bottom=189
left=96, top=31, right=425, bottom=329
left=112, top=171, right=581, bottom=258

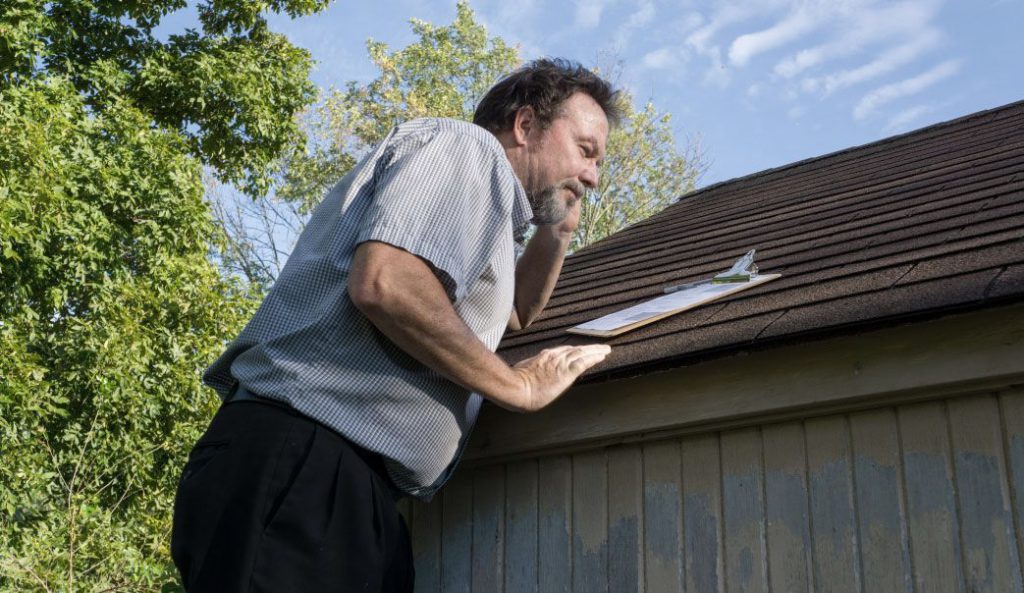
left=512, top=106, right=536, bottom=146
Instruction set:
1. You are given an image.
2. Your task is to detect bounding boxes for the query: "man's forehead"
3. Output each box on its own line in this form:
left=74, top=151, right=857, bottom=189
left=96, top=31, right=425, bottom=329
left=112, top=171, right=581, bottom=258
left=560, top=94, right=609, bottom=139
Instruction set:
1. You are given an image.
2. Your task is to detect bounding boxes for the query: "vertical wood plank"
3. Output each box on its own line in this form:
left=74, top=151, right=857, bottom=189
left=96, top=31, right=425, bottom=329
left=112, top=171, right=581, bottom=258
left=411, top=497, right=443, bottom=593
left=898, top=400, right=966, bottom=593
left=539, top=455, right=573, bottom=593
left=682, top=434, right=723, bottom=593
left=442, top=472, right=474, bottom=593
left=608, top=445, right=644, bottom=593
left=1002, top=388, right=1024, bottom=590
left=645, top=439, right=684, bottom=592
left=506, top=460, right=539, bottom=593
left=472, top=465, right=505, bottom=593
left=848, top=408, right=913, bottom=593
left=573, top=450, right=608, bottom=593
left=804, top=416, right=861, bottom=593
left=763, top=422, right=813, bottom=593
left=948, top=395, right=1024, bottom=593
left=720, top=427, right=768, bottom=593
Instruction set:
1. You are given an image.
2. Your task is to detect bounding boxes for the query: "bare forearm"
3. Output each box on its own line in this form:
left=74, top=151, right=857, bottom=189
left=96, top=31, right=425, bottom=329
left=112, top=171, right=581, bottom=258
left=349, top=243, right=528, bottom=410
left=350, top=241, right=610, bottom=413
left=510, top=225, right=572, bottom=330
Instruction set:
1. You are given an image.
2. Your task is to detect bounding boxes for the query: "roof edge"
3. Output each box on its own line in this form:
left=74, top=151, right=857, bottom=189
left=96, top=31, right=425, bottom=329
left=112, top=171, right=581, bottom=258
left=677, top=98, right=1024, bottom=204
left=576, top=295, right=1024, bottom=387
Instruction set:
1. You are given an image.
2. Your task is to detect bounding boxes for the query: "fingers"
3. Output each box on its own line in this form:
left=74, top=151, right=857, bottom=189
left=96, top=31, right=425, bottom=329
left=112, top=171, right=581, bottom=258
left=513, top=343, right=612, bottom=412
left=541, top=344, right=610, bottom=358
left=566, top=345, right=611, bottom=374
left=570, top=344, right=611, bottom=357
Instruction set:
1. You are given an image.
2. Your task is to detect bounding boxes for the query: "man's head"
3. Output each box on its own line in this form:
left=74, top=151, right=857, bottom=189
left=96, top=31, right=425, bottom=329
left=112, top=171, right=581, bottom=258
left=476, top=59, right=622, bottom=226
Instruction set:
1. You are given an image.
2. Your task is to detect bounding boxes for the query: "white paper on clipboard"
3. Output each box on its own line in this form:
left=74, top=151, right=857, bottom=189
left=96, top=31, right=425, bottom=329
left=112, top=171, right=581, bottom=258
left=567, top=273, right=781, bottom=338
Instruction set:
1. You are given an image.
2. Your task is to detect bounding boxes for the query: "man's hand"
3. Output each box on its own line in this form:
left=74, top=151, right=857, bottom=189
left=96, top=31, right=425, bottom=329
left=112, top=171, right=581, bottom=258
left=349, top=241, right=608, bottom=413
left=555, top=195, right=583, bottom=237
left=508, top=196, right=583, bottom=331
left=511, top=344, right=611, bottom=412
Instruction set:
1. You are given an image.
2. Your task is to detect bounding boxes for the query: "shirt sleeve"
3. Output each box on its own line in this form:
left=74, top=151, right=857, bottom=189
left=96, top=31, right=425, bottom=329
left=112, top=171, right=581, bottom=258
left=355, top=128, right=515, bottom=303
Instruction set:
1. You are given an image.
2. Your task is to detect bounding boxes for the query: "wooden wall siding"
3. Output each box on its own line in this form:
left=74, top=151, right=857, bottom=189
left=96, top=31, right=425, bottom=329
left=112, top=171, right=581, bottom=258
left=406, top=388, right=1024, bottom=592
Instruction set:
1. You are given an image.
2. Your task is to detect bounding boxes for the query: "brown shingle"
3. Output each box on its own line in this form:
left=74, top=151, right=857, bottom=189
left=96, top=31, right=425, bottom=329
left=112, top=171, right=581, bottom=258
left=498, top=101, right=1024, bottom=380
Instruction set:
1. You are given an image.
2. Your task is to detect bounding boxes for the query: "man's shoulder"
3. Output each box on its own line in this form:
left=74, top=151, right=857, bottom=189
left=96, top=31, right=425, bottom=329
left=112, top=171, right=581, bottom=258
left=393, top=118, right=504, bottom=158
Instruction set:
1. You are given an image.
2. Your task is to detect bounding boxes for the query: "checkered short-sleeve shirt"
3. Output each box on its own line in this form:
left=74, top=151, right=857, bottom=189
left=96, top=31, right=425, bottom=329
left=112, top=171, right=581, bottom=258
left=203, top=118, right=533, bottom=499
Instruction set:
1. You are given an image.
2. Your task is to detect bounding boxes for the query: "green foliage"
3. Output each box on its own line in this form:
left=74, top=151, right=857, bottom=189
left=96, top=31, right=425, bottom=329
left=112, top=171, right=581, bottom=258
left=276, top=1, right=519, bottom=211
left=0, top=76, right=258, bottom=593
left=274, top=1, right=703, bottom=253
left=0, top=0, right=330, bottom=589
left=575, top=99, right=704, bottom=252
left=1, top=0, right=328, bottom=196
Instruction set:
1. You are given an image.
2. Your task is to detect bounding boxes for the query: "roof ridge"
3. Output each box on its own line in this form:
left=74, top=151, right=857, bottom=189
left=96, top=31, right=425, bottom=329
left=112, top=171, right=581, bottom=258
left=677, top=99, right=1024, bottom=203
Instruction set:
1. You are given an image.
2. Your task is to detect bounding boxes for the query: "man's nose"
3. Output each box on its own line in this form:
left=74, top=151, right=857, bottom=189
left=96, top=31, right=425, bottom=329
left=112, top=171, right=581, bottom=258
left=580, top=163, right=599, bottom=189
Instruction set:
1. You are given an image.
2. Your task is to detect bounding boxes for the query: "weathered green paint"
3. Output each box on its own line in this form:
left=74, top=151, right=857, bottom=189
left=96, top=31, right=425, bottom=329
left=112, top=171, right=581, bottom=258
left=806, top=418, right=861, bottom=593
left=441, top=474, right=473, bottom=593
left=721, top=428, right=768, bottom=593
left=608, top=516, right=641, bottom=591
left=764, top=468, right=813, bottom=593
left=852, top=455, right=912, bottom=592
left=472, top=466, right=505, bottom=592
left=683, top=435, right=723, bottom=593
left=954, top=452, right=1023, bottom=592
left=539, top=456, right=573, bottom=593
left=646, top=439, right=685, bottom=591
left=573, top=451, right=608, bottom=593
left=900, top=401, right=967, bottom=593
left=415, top=390, right=1024, bottom=592
left=506, top=461, right=539, bottom=593
left=763, top=422, right=813, bottom=593
left=608, top=445, right=644, bottom=593
left=684, top=493, right=723, bottom=593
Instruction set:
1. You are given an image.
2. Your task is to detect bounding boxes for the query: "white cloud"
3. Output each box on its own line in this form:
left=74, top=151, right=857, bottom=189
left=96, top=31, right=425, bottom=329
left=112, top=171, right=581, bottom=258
left=474, top=6, right=546, bottom=61
left=683, top=3, right=772, bottom=88
left=494, top=0, right=537, bottom=25
left=883, top=104, right=933, bottom=132
left=774, top=0, right=943, bottom=79
left=613, top=0, right=655, bottom=48
left=702, top=47, right=732, bottom=88
left=807, top=29, right=942, bottom=95
left=854, top=59, right=962, bottom=119
left=686, top=4, right=759, bottom=54
left=678, top=11, right=706, bottom=36
left=642, top=47, right=678, bottom=70
left=575, top=0, right=607, bottom=29
left=729, top=5, right=822, bottom=67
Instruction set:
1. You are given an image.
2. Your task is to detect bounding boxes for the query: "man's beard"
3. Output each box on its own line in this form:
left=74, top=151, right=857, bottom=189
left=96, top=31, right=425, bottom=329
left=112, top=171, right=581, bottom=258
left=528, top=179, right=585, bottom=225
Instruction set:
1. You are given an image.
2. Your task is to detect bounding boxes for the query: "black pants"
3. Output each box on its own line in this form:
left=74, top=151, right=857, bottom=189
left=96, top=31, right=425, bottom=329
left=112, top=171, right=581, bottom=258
left=171, top=399, right=415, bottom=592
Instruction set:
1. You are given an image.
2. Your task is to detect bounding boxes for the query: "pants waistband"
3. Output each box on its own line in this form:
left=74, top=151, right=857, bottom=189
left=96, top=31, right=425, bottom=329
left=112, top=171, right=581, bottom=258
left=226, top=384, right=403, bottom=501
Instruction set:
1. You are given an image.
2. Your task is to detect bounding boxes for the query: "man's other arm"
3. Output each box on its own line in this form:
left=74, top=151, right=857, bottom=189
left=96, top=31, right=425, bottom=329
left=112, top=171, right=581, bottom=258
left=348, top=240, right=609, bottom=413
left=507, top=199, right=580, bottom=331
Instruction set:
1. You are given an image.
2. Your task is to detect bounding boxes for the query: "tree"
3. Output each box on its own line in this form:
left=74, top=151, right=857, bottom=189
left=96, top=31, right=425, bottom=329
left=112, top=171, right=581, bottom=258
left=241, top=2, right=703, bottom=285
left=276, top=0, right=519, bottom=212
left=0, top=1, right=329, bottom=590
left=2, top=0, right=328, bottom=198
left=576, top=98, right=705, bottom=252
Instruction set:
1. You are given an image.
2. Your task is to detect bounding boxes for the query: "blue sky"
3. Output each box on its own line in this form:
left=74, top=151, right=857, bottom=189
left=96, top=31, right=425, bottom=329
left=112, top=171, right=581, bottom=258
left=165, top=0, right=1023, bottom=187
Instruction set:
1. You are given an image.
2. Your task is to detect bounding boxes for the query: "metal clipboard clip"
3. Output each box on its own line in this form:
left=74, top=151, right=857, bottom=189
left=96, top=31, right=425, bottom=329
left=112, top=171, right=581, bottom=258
left=663, top=249, right=760, bottom=294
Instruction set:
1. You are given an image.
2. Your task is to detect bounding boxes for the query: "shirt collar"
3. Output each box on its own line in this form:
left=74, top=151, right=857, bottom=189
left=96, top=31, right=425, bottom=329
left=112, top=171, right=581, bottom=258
left=510, top=174, right=533, bottom=244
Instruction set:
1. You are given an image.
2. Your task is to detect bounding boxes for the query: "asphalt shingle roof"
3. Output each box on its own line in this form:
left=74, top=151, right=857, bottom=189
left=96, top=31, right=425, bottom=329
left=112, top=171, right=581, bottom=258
left=498, top=100, right=1024, bottom=382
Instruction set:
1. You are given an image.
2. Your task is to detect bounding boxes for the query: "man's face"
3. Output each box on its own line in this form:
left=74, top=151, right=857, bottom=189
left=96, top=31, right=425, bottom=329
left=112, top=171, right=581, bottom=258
left=523, top=93, right=609, bottom=225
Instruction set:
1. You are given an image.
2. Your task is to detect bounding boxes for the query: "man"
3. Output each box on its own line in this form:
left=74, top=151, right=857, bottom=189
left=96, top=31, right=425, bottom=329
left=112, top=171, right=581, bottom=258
left=171, top=58, right=620, bottom=592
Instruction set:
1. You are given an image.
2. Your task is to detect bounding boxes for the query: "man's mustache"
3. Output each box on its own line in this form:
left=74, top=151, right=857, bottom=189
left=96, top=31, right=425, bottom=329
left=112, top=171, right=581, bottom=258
left=558, top=179, right=586, bottom=202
